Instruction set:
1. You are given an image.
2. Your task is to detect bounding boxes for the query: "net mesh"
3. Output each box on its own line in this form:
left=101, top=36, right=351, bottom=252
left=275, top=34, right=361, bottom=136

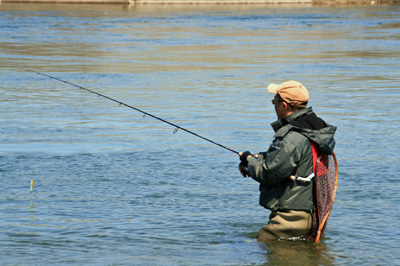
left=307, top=152, right=338, bottom=242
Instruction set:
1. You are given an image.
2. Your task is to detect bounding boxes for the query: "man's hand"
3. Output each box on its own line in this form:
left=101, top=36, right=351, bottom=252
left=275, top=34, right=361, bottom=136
left=239, top=151, right=252, bottom=164
left=238, top=151, right=252, bottom=177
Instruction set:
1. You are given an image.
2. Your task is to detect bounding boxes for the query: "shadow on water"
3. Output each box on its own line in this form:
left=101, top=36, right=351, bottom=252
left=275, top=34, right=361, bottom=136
left=259, top=240, right=335, bottom=265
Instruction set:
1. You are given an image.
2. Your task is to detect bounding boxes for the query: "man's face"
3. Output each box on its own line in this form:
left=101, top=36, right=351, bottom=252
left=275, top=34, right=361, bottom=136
left=272, top=94, right=285, bottom=119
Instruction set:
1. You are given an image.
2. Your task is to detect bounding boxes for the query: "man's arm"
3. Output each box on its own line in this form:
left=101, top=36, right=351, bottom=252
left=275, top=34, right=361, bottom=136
left=247, top=136, right=303, bottom=186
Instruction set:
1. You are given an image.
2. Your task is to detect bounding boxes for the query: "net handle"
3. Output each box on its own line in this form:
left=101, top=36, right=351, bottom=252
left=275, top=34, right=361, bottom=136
left=314, top=152, right=338, bottom=243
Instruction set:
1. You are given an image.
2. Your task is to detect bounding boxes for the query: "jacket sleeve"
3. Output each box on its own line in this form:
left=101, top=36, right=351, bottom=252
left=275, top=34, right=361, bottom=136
left=247, top=132, right=304, bottom=187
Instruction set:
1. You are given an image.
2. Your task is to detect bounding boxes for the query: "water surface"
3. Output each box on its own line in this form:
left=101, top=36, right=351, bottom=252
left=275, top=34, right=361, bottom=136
left=1, top=3, right=399, bottom=265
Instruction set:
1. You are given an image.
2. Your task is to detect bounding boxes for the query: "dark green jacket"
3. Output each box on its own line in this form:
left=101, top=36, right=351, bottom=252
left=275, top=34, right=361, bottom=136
left=247, top=107, right=336, bottom=211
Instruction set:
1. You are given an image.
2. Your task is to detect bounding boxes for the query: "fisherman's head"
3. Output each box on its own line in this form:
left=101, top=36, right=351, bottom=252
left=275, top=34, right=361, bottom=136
left=267, top=80, right=309, bottom=119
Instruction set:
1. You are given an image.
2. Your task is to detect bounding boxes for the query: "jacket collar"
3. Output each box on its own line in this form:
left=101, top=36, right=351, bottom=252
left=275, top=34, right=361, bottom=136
left=271, top=107, right=313, bottom=133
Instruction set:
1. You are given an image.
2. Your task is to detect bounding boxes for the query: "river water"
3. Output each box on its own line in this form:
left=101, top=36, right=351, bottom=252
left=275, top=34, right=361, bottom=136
left=1, top=3, right=399, bottom=265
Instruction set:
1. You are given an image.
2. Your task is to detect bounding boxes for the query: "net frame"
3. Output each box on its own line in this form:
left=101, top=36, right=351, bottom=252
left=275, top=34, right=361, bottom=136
left=310, top=152, right=338, bottom=243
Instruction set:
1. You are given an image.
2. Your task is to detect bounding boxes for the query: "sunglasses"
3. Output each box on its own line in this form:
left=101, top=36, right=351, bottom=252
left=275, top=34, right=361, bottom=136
left=271, top=98, right=284, bottom=105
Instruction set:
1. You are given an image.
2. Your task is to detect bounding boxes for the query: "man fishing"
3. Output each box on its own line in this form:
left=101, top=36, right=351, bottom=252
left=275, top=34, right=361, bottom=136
left=30, top=71, right=337, bottom=241
left=239, top=80, right=337, bottom=241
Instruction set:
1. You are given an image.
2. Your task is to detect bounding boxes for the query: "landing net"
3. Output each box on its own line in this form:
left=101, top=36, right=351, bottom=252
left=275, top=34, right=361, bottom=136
left=307, top=152, right=338, bottom=243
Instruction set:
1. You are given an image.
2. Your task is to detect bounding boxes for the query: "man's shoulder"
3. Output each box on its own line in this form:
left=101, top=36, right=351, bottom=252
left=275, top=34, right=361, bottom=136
left=275, top=124, right=307, bottom=139
left=275, top=130, right=310, bottom=155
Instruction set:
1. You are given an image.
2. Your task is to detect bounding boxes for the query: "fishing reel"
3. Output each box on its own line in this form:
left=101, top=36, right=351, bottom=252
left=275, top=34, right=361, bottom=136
left=238, top=162, right=249, bottom=177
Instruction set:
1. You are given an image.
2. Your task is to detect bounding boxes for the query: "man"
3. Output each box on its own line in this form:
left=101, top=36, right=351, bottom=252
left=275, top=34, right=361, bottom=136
left=239, top=80, right=336, bottom=241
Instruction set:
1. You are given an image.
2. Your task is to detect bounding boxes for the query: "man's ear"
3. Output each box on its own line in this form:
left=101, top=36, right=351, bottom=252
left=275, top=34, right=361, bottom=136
left=282, top=101, right=289, bottom=110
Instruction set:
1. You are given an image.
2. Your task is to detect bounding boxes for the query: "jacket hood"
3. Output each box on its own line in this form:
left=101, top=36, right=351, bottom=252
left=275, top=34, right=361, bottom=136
left=271, top=107, right=337, bottom=154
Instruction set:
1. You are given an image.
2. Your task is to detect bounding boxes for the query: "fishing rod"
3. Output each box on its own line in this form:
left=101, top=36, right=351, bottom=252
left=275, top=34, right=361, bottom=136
left=27, top=70, right=239, bottom=155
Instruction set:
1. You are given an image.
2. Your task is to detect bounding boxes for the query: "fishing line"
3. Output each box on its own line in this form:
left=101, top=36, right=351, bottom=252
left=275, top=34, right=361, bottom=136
left=27, top=70, right=239, bottom=154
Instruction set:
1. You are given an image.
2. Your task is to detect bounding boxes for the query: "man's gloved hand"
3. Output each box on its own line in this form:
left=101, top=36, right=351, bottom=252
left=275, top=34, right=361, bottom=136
left=238, top=151, right=252, bottom=177
left=239, top=151, right=252, bottom=165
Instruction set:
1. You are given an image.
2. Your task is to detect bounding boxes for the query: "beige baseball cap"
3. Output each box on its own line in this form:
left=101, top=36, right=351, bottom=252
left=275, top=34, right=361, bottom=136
left=267, top=80, right=309, bottom=108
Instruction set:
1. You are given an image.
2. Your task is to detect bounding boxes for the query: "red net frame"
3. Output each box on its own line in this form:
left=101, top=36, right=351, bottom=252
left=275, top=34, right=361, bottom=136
left=307, top=152, right=338, bottom=243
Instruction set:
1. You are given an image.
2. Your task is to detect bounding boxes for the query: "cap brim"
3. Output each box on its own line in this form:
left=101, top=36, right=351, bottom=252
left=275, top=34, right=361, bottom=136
left=267, top=83, right=279, bottom=94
